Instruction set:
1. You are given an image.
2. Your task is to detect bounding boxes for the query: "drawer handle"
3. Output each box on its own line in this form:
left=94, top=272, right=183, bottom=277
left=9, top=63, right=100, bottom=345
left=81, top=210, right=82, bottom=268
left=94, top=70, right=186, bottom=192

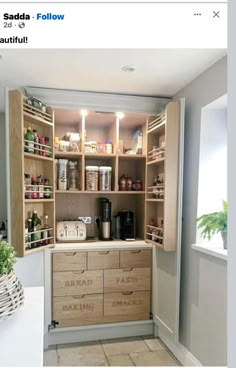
left=130, top=250, right=141, bottom=254
left=98, top=251, right=109, bottom=255
left=73, top=270, right=85, bottom=274
left=73, top=295, right=85, bottom=299
left=64, top=252, right=77, bottom=256
left=122, top=291, right=133, bottom=295
left=122, top=268, right=133, bottom=272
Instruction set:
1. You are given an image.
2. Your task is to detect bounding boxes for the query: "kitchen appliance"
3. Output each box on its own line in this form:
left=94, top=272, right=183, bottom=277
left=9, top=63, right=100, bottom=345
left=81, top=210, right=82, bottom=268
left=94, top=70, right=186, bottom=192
left=120, top=210, right=135, bottom=240
left=56, top=221, right=86, bottom=241
left=96, top=198, right=112, bottom=240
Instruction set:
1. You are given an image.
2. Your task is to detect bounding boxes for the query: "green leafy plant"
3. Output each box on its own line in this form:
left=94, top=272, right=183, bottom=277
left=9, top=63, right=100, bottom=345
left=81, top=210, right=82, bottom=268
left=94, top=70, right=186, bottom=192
left=196, top=200, right=227, bottom=240
left=0, top=241, right=16, bottom=276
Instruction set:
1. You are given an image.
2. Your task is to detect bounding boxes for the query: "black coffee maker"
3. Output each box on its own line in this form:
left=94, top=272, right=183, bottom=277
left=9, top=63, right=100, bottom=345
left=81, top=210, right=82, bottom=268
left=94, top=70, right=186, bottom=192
left=120, top=210, right=135, bottom=240
left=96, top=198, right=112, bottom=240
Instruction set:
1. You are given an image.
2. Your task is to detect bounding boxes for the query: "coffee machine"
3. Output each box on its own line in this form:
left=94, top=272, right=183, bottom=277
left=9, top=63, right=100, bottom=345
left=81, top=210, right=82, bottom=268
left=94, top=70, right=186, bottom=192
left=96, top=198, right=112, bottom=240
left=120, top=210, right=135, bottom=240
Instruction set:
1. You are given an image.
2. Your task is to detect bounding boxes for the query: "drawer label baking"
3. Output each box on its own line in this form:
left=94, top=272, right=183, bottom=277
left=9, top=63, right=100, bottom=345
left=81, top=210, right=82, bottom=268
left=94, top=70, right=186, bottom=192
left=116, top=277, right=138, bottom=284
left=65, top=279, right=93, bottom=287
left=112, top=299, right=142, bottom=307
left=62, top=303, right=95, bottom=312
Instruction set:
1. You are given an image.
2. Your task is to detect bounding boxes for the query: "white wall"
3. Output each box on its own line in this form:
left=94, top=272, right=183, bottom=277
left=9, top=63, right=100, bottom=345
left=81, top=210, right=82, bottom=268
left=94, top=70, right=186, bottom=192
left=174, top=56, right=227, bottom=365
left=0, top=113, right=7, bottom=222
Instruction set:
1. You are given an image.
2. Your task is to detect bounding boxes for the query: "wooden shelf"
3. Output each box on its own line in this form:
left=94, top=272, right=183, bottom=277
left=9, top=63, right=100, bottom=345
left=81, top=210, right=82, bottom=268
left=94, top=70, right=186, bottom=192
left=55, top=151, right=82, bottom=159
left=146, top=199, right=164, bottom=202
left=25, top=199, right=54, bottom=203
left=24, top=152, right=54, bottom=162
left=147, top=157, right=165, bottom=166
left=145, top=239, right=164, bottom=249
left=23, top=111, right=53, bottom=128
left=25, top=243, right=55, bottom=255
left=56, top=190, right=145, bottom=195
left=85, top=153, right=116, bottom=158
left=147, top=121, right=166, bottom=135
left=118, top=154, right=146, bottom=159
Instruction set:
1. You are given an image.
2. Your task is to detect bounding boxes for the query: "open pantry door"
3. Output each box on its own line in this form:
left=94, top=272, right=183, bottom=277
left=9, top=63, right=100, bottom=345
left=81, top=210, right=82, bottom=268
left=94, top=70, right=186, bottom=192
left=152, top=98, right=185, bottom=344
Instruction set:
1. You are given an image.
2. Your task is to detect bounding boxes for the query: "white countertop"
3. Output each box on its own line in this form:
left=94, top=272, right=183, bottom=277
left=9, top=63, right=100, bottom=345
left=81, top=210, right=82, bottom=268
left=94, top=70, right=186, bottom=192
left=53, top=240, right=152, bottom=251
left=0, top=286, right=44, bottom=367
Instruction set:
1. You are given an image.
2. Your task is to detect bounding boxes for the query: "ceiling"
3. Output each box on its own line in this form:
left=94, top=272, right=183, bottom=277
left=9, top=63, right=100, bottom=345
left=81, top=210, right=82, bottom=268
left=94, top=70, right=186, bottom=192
left=0, top=49, right=226, bottom=112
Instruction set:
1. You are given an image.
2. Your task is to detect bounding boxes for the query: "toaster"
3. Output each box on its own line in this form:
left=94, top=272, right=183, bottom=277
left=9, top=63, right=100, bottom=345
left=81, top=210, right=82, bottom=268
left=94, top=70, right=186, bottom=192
left=57, top=221, right=86, bottom=241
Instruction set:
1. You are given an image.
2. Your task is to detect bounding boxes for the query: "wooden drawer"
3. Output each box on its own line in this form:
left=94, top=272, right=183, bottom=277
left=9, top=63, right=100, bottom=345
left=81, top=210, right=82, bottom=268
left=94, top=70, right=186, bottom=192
left=53, top=294, right=103, bottom=327
left=104, top=268, right=151, bottom=293
left=120, top=249, right=151, bottom=268
left=53, top=270, right=103, bottom=296
left=52, top=252, right=87, bottom=272
left=104, top=291, right=150, bottom=321
left=88, top=250, right=119, bottom=270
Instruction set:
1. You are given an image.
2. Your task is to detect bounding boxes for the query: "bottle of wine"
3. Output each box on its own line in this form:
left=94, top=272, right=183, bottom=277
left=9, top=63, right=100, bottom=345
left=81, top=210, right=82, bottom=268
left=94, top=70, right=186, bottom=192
left=31, top=210, right=42, bottom=247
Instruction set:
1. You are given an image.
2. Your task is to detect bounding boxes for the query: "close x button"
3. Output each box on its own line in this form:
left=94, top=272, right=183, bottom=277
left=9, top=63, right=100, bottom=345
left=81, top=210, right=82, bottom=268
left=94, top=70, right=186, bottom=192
left=213, top=11, right=220, bottom=18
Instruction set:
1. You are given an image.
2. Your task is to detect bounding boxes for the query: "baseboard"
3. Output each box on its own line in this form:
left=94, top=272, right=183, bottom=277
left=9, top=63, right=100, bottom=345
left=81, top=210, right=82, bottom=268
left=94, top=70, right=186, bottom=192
left=47, top=320, right=154, bottom=347
left=159, top=330, right=202, bottom=367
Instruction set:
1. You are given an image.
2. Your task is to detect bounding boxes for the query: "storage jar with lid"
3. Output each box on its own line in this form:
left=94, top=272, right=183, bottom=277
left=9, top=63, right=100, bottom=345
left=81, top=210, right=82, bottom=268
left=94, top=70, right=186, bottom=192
left=99, top=166, right=112, bottom=191
left=85, top=166, right=99, bottom=191
left=105, top=141, right=112, bottom=154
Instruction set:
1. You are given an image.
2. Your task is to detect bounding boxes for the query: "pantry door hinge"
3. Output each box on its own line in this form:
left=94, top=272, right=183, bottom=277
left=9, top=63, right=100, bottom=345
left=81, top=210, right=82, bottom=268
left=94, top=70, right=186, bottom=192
left=48, top=320, right=59, bottom=330
left=150, top=312, right=153, bottom=320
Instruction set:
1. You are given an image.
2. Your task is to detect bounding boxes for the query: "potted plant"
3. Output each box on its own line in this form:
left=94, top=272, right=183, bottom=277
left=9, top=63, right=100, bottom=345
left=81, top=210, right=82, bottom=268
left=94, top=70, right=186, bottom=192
left=196, top=200, right=227, bottom=249
left=0, top=241, right=24, bottom=320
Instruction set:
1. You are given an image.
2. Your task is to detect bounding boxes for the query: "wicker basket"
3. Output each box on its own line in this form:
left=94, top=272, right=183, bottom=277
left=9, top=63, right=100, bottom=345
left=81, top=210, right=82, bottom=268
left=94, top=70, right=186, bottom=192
left=0, top=271, right=24, bottom=320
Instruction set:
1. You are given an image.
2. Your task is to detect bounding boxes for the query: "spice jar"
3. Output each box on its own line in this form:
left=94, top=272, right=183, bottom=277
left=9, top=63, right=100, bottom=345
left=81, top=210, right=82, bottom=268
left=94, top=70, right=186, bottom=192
left=39, top=137, right=46, bottom=156
left=45, top=137, right=51, bottom=157
left=24, top=173, right=32, bottom=199
left=31, top=177, right=39, bottom=199
left=37, top=176, right=44, bottom=199
left=44, top=178, right=51, bottom=199
left=105, top=141, right=112, bottom=154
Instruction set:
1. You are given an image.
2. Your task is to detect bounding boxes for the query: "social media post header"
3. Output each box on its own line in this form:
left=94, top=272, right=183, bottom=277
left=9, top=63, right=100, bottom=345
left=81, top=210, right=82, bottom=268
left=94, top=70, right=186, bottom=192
left=0, top=3, right=227, bottom=48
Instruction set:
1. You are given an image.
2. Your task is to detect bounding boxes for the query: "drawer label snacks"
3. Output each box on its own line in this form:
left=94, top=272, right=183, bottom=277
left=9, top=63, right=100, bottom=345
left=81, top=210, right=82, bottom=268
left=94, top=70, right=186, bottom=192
left=112, top=298, right=142, bottom=307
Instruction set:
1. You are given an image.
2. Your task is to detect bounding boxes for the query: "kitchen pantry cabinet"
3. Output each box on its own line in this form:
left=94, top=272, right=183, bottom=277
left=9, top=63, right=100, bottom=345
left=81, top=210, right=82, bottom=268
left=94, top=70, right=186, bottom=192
left=52, top=249, right=152, bottom=327
left=8, top=90, right=181, bottom=255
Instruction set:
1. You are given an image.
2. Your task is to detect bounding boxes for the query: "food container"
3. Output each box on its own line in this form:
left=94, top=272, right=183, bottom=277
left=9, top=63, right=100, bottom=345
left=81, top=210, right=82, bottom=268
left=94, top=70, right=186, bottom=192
left=85, top=166, right=99, bottom=191
left=97, top=142, right=106, bottom=153
left=99, top=166, right=112, bottom=191
left=105, top=141, right=112, bottom=154
left=84, top=141, right=97, bottom=153
left=58, top=159, right=68, bottom=190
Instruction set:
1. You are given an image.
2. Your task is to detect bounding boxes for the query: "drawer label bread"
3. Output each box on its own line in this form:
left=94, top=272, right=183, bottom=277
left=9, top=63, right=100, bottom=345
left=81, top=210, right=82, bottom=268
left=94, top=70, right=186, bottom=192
left=65, top=279, right=93, bottom=287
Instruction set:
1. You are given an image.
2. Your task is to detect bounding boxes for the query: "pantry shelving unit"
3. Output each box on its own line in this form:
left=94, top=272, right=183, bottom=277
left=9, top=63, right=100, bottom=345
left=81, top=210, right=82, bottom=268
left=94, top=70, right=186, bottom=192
left=145, top=102, right=180, bottom=252
left=8, top=90, right=55, bottom=257
left=8, top=90, right=181, bottom=255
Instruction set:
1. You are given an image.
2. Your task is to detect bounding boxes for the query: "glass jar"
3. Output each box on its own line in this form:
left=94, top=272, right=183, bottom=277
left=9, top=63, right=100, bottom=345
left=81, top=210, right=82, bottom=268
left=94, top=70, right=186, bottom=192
left=68, top=160, right=79, bottom=190
left=85, top=166, right=99, bottom=191
left=31, top=177, right=39, bottom=199
left=44, top=178, right=51, bottom=199
left=24, top=173, right=31, bottom=199
left=105, top=141, right=112, bottom=154
left=99, top=166, right=112, bottom=191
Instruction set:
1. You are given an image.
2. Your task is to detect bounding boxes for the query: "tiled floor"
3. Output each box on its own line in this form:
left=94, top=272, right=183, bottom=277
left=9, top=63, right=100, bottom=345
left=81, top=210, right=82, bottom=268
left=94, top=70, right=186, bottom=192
left=44, top=336, right=181, bottom=366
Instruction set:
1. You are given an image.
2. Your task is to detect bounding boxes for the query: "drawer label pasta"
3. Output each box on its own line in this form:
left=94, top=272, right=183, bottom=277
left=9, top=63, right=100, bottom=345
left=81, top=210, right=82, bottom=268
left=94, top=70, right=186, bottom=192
left=116, top=276, right=138, bottom=284
left=65, top=279, right=93, bottom=287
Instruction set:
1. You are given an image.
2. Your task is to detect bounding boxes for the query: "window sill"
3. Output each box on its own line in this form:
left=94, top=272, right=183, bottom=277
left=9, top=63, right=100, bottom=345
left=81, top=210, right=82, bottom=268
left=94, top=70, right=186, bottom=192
left=192, top=244, right=227, bottom=261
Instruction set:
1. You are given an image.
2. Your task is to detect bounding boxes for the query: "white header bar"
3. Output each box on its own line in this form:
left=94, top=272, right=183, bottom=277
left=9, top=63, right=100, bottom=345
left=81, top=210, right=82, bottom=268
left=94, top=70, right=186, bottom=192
left=0, top=3, right=227, bottom=48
